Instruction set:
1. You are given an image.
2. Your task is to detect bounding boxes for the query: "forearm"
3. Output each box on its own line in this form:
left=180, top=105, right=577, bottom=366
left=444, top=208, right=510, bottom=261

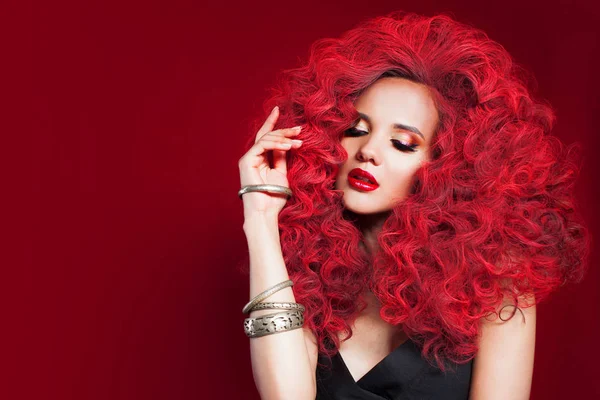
left=243, top=213, right=316, bottom=400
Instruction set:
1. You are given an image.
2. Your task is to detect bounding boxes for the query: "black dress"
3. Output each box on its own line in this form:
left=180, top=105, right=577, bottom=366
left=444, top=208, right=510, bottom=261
left=315, top=339, right=473, bottom=399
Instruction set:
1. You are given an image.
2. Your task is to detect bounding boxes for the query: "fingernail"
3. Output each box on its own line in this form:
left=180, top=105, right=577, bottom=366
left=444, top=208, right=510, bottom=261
left=272, top=106, right=279, bottom=113
left=292, top=126, right=302, bottom=131
left=292, top=140, right=303, bottom=145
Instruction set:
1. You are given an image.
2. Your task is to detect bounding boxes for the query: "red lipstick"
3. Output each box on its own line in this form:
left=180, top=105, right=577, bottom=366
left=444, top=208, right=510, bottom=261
left=348, top=168, right=379, bottom=191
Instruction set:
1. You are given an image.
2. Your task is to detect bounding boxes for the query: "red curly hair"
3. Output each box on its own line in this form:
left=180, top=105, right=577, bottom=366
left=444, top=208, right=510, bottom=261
left=241, top=10, right=591, bottom=372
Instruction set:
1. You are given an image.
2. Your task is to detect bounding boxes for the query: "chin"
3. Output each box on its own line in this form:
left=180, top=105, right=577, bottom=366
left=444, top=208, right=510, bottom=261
left=341, top=194, right=391, bottom=215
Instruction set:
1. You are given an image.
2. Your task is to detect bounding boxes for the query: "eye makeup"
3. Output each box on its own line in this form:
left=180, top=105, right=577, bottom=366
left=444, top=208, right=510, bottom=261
left=343, top=127, right=419, bottom=153
left=391, top=139, right=418, bottom=152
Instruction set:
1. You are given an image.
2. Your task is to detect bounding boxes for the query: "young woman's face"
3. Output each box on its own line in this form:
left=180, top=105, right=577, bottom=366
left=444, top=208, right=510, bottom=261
left=335, top=77, right=439, bottom=214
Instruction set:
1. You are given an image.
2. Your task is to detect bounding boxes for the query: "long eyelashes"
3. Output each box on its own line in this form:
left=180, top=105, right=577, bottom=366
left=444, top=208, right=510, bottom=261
left=391, top=140, right=418, bottom=152
left=343, top=127, right=418, bottom=153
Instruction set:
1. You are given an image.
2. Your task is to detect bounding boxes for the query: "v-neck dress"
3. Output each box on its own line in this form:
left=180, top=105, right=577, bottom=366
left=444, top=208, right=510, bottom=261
left=315, top=339, right=473, bottom=399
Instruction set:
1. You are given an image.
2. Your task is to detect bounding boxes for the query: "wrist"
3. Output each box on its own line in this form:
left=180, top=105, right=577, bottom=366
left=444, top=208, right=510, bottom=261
left=243, top=211, right=279, bottom=231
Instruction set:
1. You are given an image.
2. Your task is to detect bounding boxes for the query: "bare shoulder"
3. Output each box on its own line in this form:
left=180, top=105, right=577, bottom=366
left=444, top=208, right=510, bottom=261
left=469, top=293, right=537, bottom=400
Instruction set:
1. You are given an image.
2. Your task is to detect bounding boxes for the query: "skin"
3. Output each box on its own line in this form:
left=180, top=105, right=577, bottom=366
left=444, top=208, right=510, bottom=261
left=243, top=79, right=535, bottom=398
left=334, top=77, right=439, bottom=255
left=323, top=77, right=536, bottom=399
left=329, top=76, right=440, bottom=381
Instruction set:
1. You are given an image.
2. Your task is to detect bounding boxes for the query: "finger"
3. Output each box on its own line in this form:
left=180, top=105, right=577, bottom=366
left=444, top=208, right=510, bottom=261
left=274, top=138, right=303, bottom=174
left=255, top=106, right=279, bottom=144
left=272, top=148, right=287, bottom=175
left=245, top=138, right=296, bottom=160
left=261, top=127, right=302, bottom=140
left=258, top=131, right=300, bottom=145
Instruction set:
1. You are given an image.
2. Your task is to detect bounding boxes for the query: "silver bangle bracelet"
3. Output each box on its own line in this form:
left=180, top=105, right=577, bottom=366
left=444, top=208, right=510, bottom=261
left=248, top=301, right=306, bottom=313
left=238, top=184, right=293, bottom=200
left=242, top=279, right=294, bottom=314
left=244, top=309, right=304, bottom=338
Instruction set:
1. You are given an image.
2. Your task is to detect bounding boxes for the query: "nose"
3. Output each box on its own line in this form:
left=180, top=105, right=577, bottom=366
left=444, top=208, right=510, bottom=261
left=355, top=135, right=382, bottom=165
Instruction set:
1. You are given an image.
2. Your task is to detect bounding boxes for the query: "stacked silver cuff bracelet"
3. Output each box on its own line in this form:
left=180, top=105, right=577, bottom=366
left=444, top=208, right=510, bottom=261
left=244, top=309, right=305, bottom=338
left=249, top=302, right=305, bottom=313
left=242, top=279, right=306, bottom=338
left=242, top=280, right=294, bottom=314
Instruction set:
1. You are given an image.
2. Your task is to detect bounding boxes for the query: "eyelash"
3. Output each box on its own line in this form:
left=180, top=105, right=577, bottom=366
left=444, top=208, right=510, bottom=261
left=343, top=127, right=418, bottom=153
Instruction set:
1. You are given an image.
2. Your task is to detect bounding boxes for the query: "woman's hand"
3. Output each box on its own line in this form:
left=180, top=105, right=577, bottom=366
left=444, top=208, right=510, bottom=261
left=238, top=106, right=303, bottom=218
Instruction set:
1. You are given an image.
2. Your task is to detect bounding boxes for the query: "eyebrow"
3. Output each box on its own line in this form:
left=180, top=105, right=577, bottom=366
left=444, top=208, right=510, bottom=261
left=357, top=112, right=425, bottom=140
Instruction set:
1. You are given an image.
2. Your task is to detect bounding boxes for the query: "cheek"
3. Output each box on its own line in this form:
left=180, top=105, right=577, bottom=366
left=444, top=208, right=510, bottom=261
left=334, top=161, right=348, bottom=183
left=387, top=160, right=423, bottom=191
left=337, top=142, right=352, bottom=173
left=339, top=139, right=352, bottom=155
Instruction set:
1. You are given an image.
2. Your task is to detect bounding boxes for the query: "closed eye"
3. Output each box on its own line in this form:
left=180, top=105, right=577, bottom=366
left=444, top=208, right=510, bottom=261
left=343, top=127, right=367, bottom=137
left=391, top=140, right=418, bottom=153
left=343, top=127, right=419, bottom=153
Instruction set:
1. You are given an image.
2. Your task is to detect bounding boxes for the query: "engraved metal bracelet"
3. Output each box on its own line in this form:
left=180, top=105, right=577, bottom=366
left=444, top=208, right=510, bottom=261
left=242, top=279, right=294, bottom=314
left=244, top=309, right=304, bottom=338
left=248, top=301, right=306, bottom=313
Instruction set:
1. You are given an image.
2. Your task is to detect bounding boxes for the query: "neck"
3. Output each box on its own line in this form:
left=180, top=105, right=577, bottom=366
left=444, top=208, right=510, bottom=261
left=345, top=209, right=391, bottom=256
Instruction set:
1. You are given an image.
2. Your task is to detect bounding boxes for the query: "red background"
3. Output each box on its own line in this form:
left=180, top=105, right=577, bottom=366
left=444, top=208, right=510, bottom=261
left=24, top=0, right=599, bottom=399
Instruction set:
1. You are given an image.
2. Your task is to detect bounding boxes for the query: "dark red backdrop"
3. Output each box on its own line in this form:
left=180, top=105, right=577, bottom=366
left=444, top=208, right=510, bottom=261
left=26, top=0, right=599, bottom=399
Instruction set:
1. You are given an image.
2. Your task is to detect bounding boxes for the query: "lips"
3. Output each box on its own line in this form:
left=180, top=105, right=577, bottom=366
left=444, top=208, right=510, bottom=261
left=348, top=168, right=379, bottom=191
left=349, top=168, right=378, bottom=185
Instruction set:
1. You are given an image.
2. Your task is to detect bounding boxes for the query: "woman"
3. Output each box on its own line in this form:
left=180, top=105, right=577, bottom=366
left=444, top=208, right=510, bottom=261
left=237, top=11, right=590, bottom=400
